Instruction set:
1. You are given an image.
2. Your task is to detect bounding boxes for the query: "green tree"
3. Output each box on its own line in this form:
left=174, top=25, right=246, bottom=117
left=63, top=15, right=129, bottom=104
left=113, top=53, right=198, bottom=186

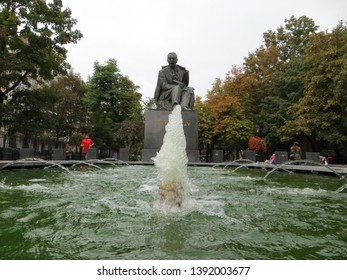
left=243, top=43, right=280, bottom=116
left=114, top=119, right=144, bottom=157
left=0, top=0, right=82, bottom=103
left=3, top=72, right=87, bottom=149
left=244, top=16, right=318, bottom=149
left=85, top=59, right=142, bottom=153
left=263, top=15, right=318, bottom=61
left=4, top=88, right=59, bottom=147
left=281, top=23, right=347, bottom=159
left=194, top=96, right=213, bottom=147
left=259, top=59, right=308, bottom=149
left=44, top=72, right=87, bottom=146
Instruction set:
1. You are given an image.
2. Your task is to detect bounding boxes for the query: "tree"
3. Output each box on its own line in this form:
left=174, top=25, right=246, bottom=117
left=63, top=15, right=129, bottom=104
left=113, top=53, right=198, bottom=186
left=85, top=59, right=141, bottom=122
left=263, top=16, right=318, bottom=61
left=44, top=72, right=87, bottom=146
left=196, top=17, right=347, bottom=162
left=114, top=119, right=144, bottom=157
left=205, top=74, right=253, bottom=150
left=3, top=72, right=87, bottom=148
left=0, top=0, right=82, bottom=103
left=84, top=59, right=142, bottom=153
left=281, top=23, right=347, bottom=158
left=4, top=88, right=59, bottom=147
left=194, top=96, right=214, bottom=147
left=141, top=96, right=156, bottom=111
left=243, top=16, right=318, bottom=150
left=258, top=59, right=308, bottom=149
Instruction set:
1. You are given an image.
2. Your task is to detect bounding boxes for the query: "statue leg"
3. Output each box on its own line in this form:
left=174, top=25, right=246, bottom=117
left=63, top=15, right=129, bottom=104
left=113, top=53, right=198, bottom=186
left=181, top=87, right=195, bottom=110
left=158, top=100, right=172, bottom=110
left=171, top=85, right=182, bottom=108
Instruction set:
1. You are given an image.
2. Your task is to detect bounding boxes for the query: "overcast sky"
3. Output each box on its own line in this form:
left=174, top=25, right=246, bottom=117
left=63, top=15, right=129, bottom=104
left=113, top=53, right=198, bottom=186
left=63, top=0, right=347, bottom=100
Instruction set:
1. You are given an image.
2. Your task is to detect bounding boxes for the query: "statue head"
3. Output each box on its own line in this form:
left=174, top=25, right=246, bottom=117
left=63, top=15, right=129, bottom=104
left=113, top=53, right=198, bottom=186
left=167, top=52, right=178, bottom=67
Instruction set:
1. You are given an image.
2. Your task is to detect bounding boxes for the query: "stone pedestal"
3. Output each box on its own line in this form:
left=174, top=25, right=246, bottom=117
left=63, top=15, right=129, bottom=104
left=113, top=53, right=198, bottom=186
left=20, top=148, right=34, bottom=159
left=52, top=148, right=64, bottom=160
left=305, top=152, right=321, bottom=163
left=142, top=109, right=199, bottom=162
left=119, top=148, right=129, bottom=161
left=275, top=151, right=288, bottom=164
left=244, top=150, right=256, bottom=162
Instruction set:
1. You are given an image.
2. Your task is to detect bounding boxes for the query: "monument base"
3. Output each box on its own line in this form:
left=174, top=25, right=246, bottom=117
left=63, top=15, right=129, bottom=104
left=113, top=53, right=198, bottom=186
left=142, top=109, right=200, bottom=163
left=142, top=148, right=199, bottom=162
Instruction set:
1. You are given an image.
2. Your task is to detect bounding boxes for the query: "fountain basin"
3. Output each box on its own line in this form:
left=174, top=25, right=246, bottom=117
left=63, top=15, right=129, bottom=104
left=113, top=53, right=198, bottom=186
left=1, top=165, right=346, bottom=259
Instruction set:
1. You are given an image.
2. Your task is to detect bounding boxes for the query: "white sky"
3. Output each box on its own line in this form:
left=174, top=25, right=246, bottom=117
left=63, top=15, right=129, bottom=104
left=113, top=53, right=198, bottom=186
left=63, top=0, right=347, bottom=100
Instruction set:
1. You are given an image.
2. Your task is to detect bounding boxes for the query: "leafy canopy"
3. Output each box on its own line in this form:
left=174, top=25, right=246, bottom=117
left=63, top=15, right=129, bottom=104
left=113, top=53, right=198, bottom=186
left=0, top=0, right=82, bottom=101
left=84, top=59, right=143, bottom=150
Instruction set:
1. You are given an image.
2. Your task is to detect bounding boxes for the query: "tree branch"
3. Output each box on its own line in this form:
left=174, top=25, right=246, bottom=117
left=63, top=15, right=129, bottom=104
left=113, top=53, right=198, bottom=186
left=2, top=70, right=30, bottom=97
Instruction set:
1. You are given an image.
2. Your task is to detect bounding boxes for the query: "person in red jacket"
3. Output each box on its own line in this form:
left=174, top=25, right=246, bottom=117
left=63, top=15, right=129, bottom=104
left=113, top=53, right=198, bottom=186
left=80, top=134, right=94, bottom=160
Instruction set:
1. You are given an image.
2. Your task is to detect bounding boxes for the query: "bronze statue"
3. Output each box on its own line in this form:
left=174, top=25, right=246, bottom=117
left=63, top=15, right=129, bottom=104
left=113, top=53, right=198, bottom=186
left=154, top=52, right=195, bottom=110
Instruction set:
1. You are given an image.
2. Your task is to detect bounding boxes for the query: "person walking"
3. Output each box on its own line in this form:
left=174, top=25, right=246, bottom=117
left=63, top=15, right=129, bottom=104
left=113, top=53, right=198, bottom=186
left=80, top=134, right=94, bottom=160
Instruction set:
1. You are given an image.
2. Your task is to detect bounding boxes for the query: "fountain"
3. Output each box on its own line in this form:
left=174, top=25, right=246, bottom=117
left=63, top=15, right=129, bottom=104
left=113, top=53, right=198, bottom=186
left=1, top=164, right=347, bottom=259
left=152, top=105, right=194, bottom=209
left=0, top=106, right=347, bottom=259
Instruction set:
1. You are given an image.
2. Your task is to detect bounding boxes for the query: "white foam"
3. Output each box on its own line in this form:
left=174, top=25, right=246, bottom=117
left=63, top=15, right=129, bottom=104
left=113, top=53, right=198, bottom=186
left=152, top=105, right=196, bottom=210
left=16, top=184, right=50, bottom=192
left=29, top=178, right=47, bottom=182
left=138, top=184, right=159, bottom=193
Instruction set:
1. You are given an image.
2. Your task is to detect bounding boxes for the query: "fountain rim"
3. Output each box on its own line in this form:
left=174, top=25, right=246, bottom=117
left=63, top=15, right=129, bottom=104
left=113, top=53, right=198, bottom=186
left=1, top=158, right=347, bottom=178
left=212, top=159, right=347, bottom=179
left=0, top=158, right=129, bottom=171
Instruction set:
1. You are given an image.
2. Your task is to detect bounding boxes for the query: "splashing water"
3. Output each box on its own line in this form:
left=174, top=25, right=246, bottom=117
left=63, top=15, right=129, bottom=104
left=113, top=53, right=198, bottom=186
left=1, top=159, right=347, bottom=259
left=152, top=105, right=194, bottom=210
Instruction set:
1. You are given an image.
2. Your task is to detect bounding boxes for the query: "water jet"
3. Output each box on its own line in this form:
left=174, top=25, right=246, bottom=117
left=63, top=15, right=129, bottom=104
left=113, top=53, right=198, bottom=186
left=152, top=105, right=194, bottom=209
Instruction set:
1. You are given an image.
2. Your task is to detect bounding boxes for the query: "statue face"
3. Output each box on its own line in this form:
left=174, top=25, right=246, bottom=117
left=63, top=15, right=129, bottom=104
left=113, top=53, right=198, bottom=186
left=167, top=53, right=178, bottom=66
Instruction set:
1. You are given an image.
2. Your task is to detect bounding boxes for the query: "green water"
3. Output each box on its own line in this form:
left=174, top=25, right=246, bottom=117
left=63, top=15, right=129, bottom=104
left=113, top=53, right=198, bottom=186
left=0, top=165, right=346, bottom=260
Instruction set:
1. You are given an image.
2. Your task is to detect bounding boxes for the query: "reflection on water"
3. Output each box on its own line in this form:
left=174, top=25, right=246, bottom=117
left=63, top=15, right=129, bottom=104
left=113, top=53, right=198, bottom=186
left=0, top=166, right=346, bottom=259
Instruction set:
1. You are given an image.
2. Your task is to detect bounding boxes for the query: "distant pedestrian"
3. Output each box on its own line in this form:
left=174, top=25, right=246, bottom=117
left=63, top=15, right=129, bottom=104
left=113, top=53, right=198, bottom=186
left=65, top=143, right=73, bottom=160
left=266, top=153, right=276, bottom=164
left=290, top=142, right=302, bottom=161
left=80, top=134, right=94, bottom=160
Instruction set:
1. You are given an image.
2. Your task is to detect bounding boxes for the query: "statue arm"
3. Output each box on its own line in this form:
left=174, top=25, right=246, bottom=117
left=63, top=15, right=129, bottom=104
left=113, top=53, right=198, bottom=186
left=154, top=70, right=175, bottom=103
left=159, top=70, right=176, bottom=90
left=173, top=80, right=186, bottom=88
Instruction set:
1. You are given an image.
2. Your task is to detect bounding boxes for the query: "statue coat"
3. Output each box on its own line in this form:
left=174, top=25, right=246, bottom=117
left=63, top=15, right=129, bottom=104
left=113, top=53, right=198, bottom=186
left=154, top=65, right=190, bottom=104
